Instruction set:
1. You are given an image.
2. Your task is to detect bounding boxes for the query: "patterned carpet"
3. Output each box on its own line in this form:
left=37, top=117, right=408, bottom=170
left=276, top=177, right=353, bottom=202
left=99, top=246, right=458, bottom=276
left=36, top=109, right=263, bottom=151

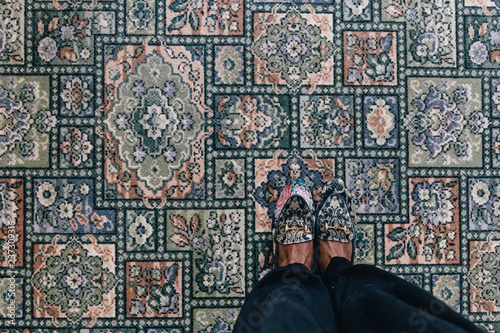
left=1, top=0, right=500, bottom=331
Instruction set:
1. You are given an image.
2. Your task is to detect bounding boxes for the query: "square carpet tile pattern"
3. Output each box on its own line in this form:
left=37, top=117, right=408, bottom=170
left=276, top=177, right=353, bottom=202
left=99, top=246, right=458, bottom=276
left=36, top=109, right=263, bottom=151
left=0, top=0, right=500, bottom=331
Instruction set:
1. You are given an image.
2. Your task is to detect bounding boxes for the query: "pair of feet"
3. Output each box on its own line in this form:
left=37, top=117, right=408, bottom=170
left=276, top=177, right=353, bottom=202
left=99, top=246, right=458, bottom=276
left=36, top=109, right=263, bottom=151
left=273, top=178, right=357, bottom=273
left=277, top=239, right=353, bottom=272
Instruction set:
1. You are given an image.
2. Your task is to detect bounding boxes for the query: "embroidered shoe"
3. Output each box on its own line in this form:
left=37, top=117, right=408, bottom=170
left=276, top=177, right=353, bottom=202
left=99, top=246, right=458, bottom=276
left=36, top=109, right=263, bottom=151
left=316, top=178, right=357, bottom=263
left=272, top=178, right=315, bottom=267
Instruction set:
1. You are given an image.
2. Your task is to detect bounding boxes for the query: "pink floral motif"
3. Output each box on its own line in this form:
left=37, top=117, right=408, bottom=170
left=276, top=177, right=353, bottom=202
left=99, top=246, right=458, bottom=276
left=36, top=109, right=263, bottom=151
left=366, top=98, right=395, bottom=146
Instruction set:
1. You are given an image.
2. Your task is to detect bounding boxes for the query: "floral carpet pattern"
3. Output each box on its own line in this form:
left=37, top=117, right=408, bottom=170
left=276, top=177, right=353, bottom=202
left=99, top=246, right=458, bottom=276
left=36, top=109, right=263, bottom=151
left=1, top=0, right=500, bottom=332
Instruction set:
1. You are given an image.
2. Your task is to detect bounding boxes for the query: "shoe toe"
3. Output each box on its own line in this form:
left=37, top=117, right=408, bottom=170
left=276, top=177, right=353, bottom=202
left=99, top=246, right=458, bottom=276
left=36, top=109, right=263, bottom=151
left=275, top=196, right=315, bottom=245
left=317, top=192, right=355, bottom=242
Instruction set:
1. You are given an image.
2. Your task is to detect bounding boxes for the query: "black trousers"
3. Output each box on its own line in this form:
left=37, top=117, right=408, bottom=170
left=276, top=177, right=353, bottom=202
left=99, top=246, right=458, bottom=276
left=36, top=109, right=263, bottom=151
left=233, top=257, right=482, bottom=333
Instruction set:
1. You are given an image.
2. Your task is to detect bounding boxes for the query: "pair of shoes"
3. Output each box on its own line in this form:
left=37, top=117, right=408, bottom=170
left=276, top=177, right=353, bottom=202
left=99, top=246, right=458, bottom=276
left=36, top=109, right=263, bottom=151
left=272, top=178, right=356, bottom=268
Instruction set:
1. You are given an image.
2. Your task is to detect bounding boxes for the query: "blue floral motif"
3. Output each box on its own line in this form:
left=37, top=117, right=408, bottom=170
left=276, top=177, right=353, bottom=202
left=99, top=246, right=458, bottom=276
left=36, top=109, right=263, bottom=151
left=199, top=317, right=231, bottom=333
left=344, top=31, right=397, bottom=86
left=405, top=78, right=487, bottom=168
left=93, top=12, right=116, bottom=34
left=300, top=95, right=354, bottom=148
left=280, top=35, right=308, bottom=63
left=469, top=41, right=488, bottom=66
left=410, top=180, right=454, bottom=226
left=33, top=178, right=115, bottom=233
left=469, top=178, right=500, bottom=231
left=466, top=16, right=500, bottom=68
left=383, top=0, right=456, bottom=67
left=0, top=85, right=30, bottom=157
left=345, top=158, right=399, bottom=214
left=492, top=128, right=500, bottom=168
left=491, top=78, right=500, bottom=118
left=60, top=267, right=88, bottom=296
left=408, top=86, right=463, bottom=158
left=34, top=11, right=94, bottom=65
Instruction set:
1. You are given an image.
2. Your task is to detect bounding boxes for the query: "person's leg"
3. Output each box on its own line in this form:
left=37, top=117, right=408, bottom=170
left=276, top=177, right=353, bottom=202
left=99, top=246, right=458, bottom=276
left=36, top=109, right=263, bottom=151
left=316, top=178, right=482, bottom=332
left=234, top=178, right=338, bottom=333
left=233, top=242, right=337, bottom=333
left=233, top=262, right=336, bottom=333
left=321, top=256, right=482, bottom=333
